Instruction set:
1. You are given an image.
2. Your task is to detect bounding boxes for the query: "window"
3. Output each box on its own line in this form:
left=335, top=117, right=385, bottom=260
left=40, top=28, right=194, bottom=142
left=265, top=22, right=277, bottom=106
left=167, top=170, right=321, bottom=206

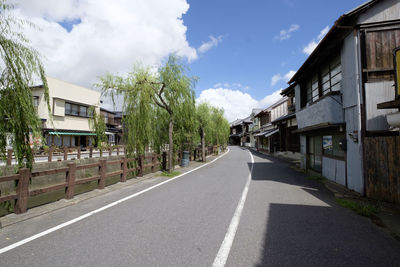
left=65, top=102, right=91, bottom=117
left=308, top=136, right=322, bottom=172
left=303, top=55, right=342, bottom=106
left=80, top=106, right=87, bottom=117
left=33, top=96, right=39, bottom=111
left=323, top=135, right=345, bottom=158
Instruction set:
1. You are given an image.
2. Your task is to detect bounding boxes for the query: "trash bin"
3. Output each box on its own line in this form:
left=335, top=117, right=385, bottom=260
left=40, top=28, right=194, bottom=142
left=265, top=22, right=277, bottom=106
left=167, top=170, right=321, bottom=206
left=180, top=151, right=190, bottom=167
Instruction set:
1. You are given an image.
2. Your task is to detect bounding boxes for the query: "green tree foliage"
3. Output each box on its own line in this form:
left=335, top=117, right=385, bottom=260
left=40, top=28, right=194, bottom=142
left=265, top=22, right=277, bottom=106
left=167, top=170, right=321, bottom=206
left=195, top=103, right=230, bottom=159
left=88, top=107, right=107, bottom=151
left=0, top=1, right=49, bottom=169
left=97, top=55, right=197, bottom=172
left=210, top=106, right=230, bottom=147
left=196, top=103, right=212, bottom=161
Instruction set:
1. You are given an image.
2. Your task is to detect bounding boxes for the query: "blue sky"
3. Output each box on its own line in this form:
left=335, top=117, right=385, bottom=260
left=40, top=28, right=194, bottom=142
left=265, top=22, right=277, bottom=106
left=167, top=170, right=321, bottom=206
left=15, top=0, right=367, bottom=121
left=184, top=0, right=366, bottom=101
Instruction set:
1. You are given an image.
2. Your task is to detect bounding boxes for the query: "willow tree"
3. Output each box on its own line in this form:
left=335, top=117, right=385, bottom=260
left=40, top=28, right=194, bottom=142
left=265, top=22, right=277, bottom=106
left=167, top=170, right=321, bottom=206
left=210, top=107, right=230, bottom=147
left=88, top=107, right=107, bottom=151
left=196, top=103, right=212, bottom=162
left=0, top=1, right=49, bottom=169
left=97, top=55, right=197, bottom=172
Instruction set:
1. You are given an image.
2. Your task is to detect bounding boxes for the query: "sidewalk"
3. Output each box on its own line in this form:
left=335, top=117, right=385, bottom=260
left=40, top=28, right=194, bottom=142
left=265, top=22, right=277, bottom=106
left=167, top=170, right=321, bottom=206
left=250, top=147, right=400, bottom=241
left=0, top=153, right=221, bottom=229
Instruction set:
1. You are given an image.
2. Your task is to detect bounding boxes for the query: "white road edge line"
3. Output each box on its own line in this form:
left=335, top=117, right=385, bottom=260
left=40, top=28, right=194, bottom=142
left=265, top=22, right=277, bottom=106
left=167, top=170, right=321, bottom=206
left=0, top=148, right=231, bottom=255
left=212, top=150, right=254, bottom=267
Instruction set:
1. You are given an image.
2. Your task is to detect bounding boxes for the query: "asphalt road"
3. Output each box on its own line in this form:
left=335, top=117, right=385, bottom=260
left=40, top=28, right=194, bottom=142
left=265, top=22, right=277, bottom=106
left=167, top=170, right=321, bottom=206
left=0, top=146, right=399, bottom=266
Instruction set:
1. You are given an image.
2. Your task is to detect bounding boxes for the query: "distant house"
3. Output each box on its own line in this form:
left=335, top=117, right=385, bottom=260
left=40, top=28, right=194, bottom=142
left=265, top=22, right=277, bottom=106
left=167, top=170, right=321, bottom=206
left=272, top=84, right=300, bottom=153
left=32, top=77, right=101, bottom=148
left=229, top=117, right=252, bottom=146
left=288, top=0, right=400, bottom=198
left=253, top=97, right=289, bottom=153
left=100, top=107, right=123, bottom=145
left=249, top=108, right=263, bottom=148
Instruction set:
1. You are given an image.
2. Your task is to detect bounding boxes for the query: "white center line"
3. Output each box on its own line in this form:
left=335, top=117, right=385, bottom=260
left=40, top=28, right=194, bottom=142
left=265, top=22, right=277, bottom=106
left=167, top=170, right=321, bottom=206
left=0, top=148, right=230, bottom=255
left=212, top=151, right=254, bottom=267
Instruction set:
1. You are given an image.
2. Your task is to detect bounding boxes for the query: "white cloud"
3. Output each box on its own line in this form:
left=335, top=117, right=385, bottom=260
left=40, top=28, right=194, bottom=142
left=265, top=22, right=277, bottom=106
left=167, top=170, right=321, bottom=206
left=9, top=0, right=198, bottom=90
left=197, top=35, right=223, bottom=54
left=303, top=26, right=330, bottom=55
left=196, top=87, right=282, bottom=122
left=213, top=82, right=250, bottom=91
left=275, top=24, right=299, bottom=41
left=270, top=70, right=296, bottom=86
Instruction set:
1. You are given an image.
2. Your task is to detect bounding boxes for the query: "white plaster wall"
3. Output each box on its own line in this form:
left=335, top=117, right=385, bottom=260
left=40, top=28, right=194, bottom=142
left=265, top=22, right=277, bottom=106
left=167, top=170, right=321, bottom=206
left=33, top=77, right=101, bottom=132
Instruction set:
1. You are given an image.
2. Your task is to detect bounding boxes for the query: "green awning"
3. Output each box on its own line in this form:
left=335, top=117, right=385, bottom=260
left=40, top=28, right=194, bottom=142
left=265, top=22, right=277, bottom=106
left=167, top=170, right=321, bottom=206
left=48, top=131, right=96, bottom=136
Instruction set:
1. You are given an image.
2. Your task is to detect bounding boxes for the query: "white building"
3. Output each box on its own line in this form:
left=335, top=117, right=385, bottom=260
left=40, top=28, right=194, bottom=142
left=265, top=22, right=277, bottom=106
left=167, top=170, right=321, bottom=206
left=32, top=77, right=101, bottom=148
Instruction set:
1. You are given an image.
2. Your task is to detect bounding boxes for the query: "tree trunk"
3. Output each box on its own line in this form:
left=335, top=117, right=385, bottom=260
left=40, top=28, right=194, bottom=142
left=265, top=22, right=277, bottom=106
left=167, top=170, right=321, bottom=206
left=168, top=117, right=174, bottom=172
left=201, top=129, right=206, bottom=162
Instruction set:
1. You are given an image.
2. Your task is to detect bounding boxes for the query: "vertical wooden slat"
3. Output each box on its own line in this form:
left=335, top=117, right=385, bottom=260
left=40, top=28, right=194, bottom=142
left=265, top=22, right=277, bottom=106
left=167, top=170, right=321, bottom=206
left=386, top=137, right=395, bottom=203
left=77, top=147, right=81, bottom=159
left=396, top=136, right=400, bottom=204
left=162, top=152, right=167, bottom=171
left=151, top=154, right=155, bottom=173
left=109, top=147, right=112, bottom=156
left=66, top=163, right=76, bottom=199
left=138, top=156, right=143, bottom=177
left=98, top=159, right=107, bottom=189
left=7, top=149, right=12, bottom=166
left=121, top=157, right=127, bottom=182
left=64, top=147, right=68, bottom=161
left=15, top=168, right=30, bottom=214
left=367, top=32, right=376, bottom=69
left=48, top=147, right=53, bottom=162
left=89, top=146, right=93, bottom=158
left=382, top=30, right=390, bottom=68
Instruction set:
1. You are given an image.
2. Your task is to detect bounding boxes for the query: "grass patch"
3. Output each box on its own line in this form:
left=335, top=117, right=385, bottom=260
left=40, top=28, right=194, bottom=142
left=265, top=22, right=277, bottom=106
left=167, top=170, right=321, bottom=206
left=160, top=171, right=181, bottom=178
left=336, top=198, right=380, bottom=217
left=306, top=175, right=325, bottom=181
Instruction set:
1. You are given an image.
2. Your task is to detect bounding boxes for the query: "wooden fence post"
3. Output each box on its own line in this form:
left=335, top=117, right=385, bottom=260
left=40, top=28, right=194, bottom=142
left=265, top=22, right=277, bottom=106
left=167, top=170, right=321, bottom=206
left=109, top=147, right=112, bottom=156
left=121, top=157, right=127, bottom=182
left=15, top=168, right=30, bottom=214
left=89, top=146, right=93, bottom=158
left=138, top=155, right=143, bottom=177
left=98, top=159, right=107, bottom=189
left=100, top=149, right=103, bottom=158
left=77, top=147, right=81, bottom=159
left=162, top=151, right=167, bottom=171
left=64, top=147, right=68, bottom=161
left=66, top=162, right=76, bottom=199
left=7, top=149, right=12, bottom=166
left=48, top=147, right=53, bottom=162
left=117, top=146, right=120, bottom=156
left=151, top=154, right=155, bottom=173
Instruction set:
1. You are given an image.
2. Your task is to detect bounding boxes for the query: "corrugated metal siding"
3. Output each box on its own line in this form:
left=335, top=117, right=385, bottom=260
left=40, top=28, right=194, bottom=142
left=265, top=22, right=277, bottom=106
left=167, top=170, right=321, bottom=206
left=365, top=81, right=397, bottom=131
left=322, top=157, right=346, bottom=186
left=358, top=0, right=400, bottom=25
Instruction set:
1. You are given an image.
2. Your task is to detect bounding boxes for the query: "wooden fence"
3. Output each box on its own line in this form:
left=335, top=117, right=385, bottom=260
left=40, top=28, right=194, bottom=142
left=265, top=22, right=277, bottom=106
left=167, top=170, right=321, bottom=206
left=0, top=145, right=225, bottom=215
left=0, top=153, right=159, bottom=214
left=364, top=136, right=400, bottom=204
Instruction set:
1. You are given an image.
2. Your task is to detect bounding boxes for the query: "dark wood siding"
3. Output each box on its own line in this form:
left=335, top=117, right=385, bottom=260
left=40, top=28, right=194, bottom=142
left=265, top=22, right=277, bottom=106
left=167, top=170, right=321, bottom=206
left=364, top=136, right=400, bottom=204
left=364, top=28, right=400, bottom=81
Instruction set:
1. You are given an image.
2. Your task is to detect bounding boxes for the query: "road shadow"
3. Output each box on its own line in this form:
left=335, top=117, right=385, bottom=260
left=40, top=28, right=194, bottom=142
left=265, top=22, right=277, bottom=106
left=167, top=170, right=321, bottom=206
left=241, top=149, right=400, bottom=266
left=254, top=203, right=400, bottom=267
